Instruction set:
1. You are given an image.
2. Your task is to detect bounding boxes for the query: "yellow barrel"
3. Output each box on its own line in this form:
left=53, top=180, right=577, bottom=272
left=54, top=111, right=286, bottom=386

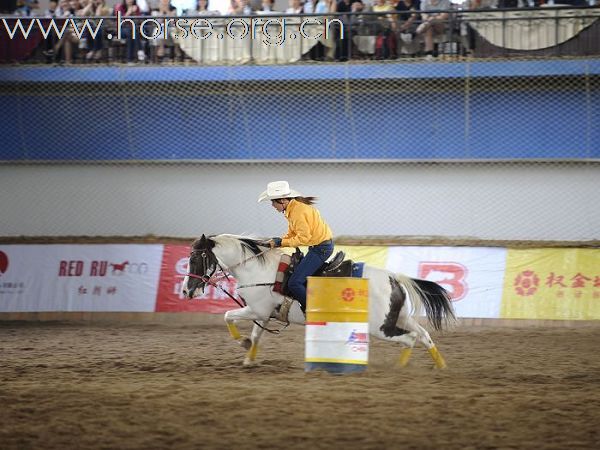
left=305, top=277, right=369, bottom=374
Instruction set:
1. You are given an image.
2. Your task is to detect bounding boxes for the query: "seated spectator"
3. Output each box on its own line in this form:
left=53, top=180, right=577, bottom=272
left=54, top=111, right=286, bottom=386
left=115, top=0, right=143, bottom=63
left=285, top=0, right=304, bottom=13
left=416, top=0, right=450, bottom=59
left=372, top=0, right=397, bottom=59
left=151, top=0, right=177, bottom=63
left=187, top=0, right=220, bottom=14
left=14, top=0, right=39, bottom=16
left=335, top=0, right=363, bottom=60
left=238, top=0, right=254, bottom=14
left=257, top=0, right=277, bottom=13
left=50, top=0, right=80, bottom=63
left=395, top=0, right=420, bottom=56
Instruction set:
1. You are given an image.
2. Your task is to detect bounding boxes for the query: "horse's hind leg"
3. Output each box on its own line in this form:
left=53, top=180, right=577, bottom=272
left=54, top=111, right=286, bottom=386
left=403, top=316, right=447, bottom=369
left=374, top=276, right=419, bottom=367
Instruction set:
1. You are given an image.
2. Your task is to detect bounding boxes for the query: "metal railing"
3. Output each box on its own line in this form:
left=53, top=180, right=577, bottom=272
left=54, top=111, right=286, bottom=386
left=1, top=7, right=599, bottom=65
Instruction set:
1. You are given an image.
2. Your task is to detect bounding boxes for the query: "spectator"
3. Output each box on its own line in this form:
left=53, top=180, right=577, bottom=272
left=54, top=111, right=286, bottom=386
left=416, top=0, right=450, bottom=59
left=42, top=0, right=58, bottom=62
left=50, top=0, right=80, bottom=63
left=257, top=0, right=276, bottom=12
left=372, top=0, right=397, bottom=58
left=307, top=0, right=336, bottom=60
left=151, top=0, right=177, bottom=63
left=115, top=0, right=143, bottom=63
left=14, top=0, right=39, bottom=16
left=285, top=0, right=303, bottom=13
left=227, top=0, right=242, bottom=13
left=335, top=0, right=363, bottom=60
left=187, top=0, right=220, bottom=14
left=395, top=0, right=420, bottom=56
left=238, top=0, right=254, bottom=13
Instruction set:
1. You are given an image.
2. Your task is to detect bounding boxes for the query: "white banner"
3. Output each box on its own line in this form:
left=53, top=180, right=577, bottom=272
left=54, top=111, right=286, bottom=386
left=0, top=245, right=163, bottom=312
left=386, top=246, right=507, bottom=319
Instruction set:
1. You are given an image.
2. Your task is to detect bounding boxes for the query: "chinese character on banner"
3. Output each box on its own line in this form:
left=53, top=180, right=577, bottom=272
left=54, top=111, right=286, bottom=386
left=571, top=273, right=592, bottom=288
left=593, top=276, right=600, bottom=288
left=107, top=287, right=117, bottom=295
left=78, top=286, right=87, bottom=295
left=545, top=272, right=566, bottom=288
left=93, top=286, right=102, bottom=295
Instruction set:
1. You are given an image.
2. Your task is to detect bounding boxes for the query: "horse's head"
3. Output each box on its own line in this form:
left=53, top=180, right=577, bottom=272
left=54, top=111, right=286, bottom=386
left=182, top=234, right=219, bottom=299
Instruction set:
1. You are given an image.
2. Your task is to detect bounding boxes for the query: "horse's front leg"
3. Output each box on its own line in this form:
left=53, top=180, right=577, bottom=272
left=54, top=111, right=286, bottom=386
left=224, top=307, right=267, bottom=365
left=242, top=321, right=267, bottom=366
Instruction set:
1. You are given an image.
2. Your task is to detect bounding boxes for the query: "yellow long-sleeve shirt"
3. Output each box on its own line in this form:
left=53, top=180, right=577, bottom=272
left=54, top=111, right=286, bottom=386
left=281, top=199, right=333, bottom=248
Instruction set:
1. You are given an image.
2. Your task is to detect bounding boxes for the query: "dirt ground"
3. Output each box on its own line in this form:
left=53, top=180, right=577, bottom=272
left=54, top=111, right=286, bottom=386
left=1, top=321, right=599, bottom=450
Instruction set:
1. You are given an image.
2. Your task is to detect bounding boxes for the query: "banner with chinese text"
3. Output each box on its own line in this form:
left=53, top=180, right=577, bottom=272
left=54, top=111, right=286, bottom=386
left=501, top=248, right=600, bottom=320
left=0, top=245, right=162, bottom=312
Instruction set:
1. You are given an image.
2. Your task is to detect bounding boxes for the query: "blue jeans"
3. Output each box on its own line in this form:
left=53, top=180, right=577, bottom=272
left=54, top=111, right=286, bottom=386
left=288, top=240, right=334, bottom=312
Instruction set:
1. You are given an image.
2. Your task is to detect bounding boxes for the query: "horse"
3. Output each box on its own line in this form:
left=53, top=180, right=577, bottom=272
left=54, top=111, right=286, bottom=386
left=182, top=234, right=456, bottom=368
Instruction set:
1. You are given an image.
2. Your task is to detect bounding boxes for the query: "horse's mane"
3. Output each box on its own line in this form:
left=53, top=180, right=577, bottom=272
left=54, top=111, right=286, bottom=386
left=214, top=234, right=272, bottom=265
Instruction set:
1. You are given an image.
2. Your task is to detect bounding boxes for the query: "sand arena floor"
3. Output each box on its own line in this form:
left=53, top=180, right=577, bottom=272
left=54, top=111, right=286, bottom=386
left=1, top=320, right=599, bottom=450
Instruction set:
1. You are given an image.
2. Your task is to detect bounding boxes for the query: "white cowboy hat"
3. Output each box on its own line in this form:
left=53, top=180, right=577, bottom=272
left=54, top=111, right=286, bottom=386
left=257, top=181, right=303, bottom=203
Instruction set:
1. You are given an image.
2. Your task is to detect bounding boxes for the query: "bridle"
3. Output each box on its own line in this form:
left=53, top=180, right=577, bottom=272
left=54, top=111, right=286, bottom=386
left=185, top=245, right=288, bottom=334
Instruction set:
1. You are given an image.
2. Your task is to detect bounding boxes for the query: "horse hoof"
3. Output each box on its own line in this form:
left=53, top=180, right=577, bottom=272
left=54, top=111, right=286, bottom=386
left=240, top=337, right=252, bottom=350
left=243, top=357, right=256, bottom=366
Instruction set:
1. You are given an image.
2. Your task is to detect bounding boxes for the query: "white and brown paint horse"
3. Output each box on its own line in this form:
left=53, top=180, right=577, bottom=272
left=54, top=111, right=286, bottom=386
left=183, top=234, right=455, bottom=368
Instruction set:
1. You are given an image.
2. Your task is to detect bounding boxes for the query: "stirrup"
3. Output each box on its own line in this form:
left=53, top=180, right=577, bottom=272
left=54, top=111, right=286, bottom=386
left=273, top=297, right=293, bottom=323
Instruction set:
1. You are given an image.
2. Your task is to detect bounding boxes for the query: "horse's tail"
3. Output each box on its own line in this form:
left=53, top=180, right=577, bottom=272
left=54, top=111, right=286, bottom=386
left=394, top=273, right=456, bottom=331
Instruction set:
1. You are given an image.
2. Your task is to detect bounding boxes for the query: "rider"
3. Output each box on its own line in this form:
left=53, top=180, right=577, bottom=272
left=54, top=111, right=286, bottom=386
left=258, top=181, right=334, bottom=313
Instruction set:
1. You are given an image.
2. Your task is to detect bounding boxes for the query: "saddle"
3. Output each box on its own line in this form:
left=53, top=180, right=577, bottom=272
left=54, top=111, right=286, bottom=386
left=273, top=249, right=354, bottom=298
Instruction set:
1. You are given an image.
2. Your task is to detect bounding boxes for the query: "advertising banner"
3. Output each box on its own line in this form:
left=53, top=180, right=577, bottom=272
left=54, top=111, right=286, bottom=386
left=386, top=246, right=508, bottom=318
left=0, top=245, right=163, bottom=312
left=501, top=248, right=600, bottom=320
left=155, top=244, right=242, bottom=313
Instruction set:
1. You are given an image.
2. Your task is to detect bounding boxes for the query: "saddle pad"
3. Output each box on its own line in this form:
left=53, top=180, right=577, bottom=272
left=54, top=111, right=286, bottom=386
left=273, top=254, right=291, bottom=295
left=352, top=262, right=365, bottom=278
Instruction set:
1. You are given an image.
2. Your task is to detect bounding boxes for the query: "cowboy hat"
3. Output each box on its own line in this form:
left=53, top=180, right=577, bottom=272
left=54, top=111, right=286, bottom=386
left=257, top=181, right=303, bottom=203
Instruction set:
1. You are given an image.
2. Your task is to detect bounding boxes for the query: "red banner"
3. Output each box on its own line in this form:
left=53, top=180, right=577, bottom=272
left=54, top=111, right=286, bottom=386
left=155, top=245, right=241, bottom=313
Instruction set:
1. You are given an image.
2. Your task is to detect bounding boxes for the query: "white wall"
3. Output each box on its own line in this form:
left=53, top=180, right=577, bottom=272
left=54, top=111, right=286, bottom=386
left=1, top=163, right=598, bottom=240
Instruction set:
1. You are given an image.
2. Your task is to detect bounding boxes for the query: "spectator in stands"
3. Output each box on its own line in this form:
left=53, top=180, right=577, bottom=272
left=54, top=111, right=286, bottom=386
left=258, top=0, right=276, bottom=12
left=238, top=0, right=254, bottom=13
left=395, top=0, right=420, bottom=56
left=227, top=0, right=242, bottom=13
left=14, top=0, right=39, bottom=16
left=372, top=0, right=397, bottom=58
left=50, top=0, right=79, bottom=63
left=285, top=0, right=303, bottom=13
left=42, top=0, right=58, bottom=62
left=79, top=0, right=111, bottom=61
left=306, top=0, right=336, bottom=60
left=151, top=0, right=177, bottom=63
left=335, top=0, right=363, bottom=60
left=416, top=0, right=450, bottom=59
left=188, top=0, right=220, bottom=14
left=115, top=0, right=143, bottom=63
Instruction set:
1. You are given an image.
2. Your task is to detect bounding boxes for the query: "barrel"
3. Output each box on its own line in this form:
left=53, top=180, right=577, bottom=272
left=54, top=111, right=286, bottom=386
left=305, top=277, right=369, bottom=374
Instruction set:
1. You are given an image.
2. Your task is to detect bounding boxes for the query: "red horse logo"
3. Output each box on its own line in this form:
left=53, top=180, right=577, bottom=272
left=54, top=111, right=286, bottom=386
left=0, top=251, right=8, bottom=276
left=110, top=261, right=129, bottom=275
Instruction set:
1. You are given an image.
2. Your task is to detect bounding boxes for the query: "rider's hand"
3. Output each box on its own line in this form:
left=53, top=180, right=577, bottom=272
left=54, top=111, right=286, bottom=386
left=269, top=237, right=282, bottom=248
